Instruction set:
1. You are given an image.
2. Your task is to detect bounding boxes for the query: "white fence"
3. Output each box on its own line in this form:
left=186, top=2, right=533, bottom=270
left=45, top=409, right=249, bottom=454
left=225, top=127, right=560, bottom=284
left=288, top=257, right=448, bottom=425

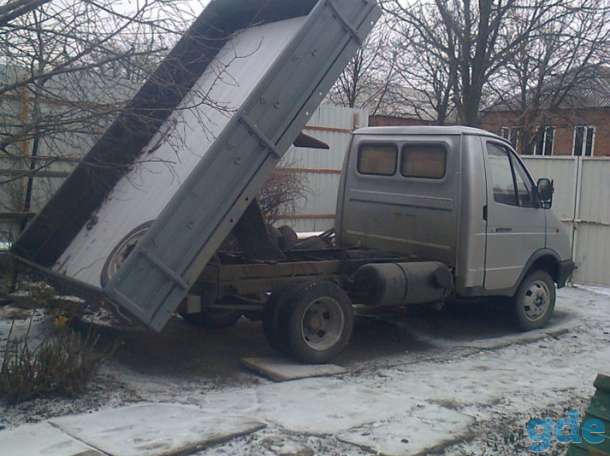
left=523, top=156, right=610, bottom=287
left=279, top=104, right=368, bottom=232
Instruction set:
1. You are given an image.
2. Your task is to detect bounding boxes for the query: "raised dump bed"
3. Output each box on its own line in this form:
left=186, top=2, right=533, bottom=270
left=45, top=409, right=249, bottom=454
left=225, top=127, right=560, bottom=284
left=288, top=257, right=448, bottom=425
left=12, top=0, right=381, bottom=331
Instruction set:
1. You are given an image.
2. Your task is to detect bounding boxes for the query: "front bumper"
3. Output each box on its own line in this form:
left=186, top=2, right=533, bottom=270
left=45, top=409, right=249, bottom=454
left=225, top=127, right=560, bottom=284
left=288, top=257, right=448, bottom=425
left=558, top=259, right=577, bottom=288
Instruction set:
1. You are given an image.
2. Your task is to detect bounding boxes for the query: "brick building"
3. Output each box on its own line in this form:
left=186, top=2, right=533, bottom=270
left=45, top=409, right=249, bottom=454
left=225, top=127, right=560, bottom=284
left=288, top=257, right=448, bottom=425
left=481, top=67, right=610, bottom=157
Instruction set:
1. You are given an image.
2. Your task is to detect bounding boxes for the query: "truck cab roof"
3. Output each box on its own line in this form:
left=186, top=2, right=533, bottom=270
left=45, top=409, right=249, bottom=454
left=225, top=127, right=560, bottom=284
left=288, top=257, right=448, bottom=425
left=354, top=125, right=506, bottom=142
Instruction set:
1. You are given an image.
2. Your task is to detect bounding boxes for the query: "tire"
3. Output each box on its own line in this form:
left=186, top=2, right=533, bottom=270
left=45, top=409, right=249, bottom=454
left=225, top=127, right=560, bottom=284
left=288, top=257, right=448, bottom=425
left=263, top=283, right=303, bottom=352
left=513, top=270, right=556, bottom=331
left=279, top=281, right=354, bottom=364
left=180, top=297, right=242, bottom=329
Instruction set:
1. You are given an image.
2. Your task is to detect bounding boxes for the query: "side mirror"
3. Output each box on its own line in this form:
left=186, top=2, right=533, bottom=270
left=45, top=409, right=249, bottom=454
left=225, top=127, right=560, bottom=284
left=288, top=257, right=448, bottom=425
left=537, top=178, right=554, bottom=209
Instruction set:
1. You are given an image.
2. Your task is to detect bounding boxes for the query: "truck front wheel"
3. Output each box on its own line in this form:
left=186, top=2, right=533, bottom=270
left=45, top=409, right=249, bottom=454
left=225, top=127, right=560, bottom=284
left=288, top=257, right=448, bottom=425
left=513, top=270, right=556, bottom=331
left=279, top=281, right=354, bottom=364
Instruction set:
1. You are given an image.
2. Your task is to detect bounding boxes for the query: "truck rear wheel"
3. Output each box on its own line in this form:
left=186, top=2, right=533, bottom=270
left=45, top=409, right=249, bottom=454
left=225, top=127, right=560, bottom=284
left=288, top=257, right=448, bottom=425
left=513, top=270, right=556, bottom=331
left=279, top=281, right=354, bottom=364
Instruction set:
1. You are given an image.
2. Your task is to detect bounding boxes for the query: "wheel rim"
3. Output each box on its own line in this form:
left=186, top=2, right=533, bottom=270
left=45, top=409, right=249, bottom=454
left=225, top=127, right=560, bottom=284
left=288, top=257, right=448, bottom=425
left=300, top=297, right=345, bottom=352
left=522, top=280, right=551, bottom=321
left=102, top=221, right=153, bottom=286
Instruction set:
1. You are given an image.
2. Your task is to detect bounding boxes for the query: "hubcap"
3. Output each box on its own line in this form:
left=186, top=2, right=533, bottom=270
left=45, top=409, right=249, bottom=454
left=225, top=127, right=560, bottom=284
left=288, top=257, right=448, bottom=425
left=522, top=280, right=550, bottom=321
left=301, top=297, right=344, bottom=351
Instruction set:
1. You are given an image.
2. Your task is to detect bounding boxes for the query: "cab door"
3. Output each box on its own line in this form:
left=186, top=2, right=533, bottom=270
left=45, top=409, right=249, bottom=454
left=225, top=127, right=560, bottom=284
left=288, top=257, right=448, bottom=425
left=484, top=141, right=546, bottom=291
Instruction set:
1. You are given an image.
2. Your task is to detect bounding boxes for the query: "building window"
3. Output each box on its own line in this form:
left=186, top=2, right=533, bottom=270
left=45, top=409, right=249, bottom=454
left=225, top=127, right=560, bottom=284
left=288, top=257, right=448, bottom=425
left=534, top=127, right=555, bottom=156
left=573, top=126, right=595, bottom=157
left=358, top=144, right=397, bottom=176
left=401, top=144, right=447, bottom=179
left=500, top=126, right=521, bottom=150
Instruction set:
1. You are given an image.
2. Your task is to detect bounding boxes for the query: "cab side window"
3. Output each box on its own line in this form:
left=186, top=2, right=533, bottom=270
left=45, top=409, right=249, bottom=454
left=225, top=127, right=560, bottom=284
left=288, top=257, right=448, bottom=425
left=512, top=157, right=535, bottom=207
left=487, top=142, right=536, bottom=208
left=487, top=143, right=518, bottom=205
left=358, top=144, right=397, bottom=176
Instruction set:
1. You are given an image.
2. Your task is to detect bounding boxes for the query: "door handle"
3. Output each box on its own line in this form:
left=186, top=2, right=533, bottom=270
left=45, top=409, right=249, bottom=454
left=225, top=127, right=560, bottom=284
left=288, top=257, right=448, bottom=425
left=495, top=227, right=513, bottom=233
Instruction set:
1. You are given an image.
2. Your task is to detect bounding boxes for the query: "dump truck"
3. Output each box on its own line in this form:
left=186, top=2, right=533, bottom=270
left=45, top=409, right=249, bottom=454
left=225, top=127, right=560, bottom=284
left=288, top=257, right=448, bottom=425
left=11, top=0, right=575, bottom=364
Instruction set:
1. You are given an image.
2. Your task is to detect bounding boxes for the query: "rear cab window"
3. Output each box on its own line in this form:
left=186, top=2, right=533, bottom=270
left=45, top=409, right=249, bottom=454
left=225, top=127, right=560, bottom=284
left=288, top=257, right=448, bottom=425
left=358, top=144, right=398, bottom=176
left=401, top=144, right=447, bottom=179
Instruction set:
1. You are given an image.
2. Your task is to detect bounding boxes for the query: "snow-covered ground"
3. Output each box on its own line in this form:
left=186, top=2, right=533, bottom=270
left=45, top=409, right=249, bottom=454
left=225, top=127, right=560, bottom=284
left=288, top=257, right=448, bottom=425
left=0, top=285, right=608, bottom=455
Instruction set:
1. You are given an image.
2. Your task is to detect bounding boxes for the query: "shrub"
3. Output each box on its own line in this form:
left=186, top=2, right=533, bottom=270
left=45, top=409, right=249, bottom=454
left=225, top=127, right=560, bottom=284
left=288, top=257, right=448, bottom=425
left=0, top=322, right=117, bottom=404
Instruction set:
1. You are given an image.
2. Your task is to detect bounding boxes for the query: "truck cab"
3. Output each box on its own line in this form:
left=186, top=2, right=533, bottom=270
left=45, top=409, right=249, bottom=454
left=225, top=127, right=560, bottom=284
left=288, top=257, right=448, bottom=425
left=337, top=126, right=574, bottom=320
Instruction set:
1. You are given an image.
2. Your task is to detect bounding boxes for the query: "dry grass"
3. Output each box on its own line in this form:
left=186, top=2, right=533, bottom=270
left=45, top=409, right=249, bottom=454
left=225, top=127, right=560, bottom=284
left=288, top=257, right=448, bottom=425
left=0, top=322, right=117, bottom=404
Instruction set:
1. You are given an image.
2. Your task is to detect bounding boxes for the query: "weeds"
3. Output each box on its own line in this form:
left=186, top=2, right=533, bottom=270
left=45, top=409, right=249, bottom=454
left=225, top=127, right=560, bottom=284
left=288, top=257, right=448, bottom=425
left=0, top=322, right=118, bottom=404
left=0, top=269, right=12, bottom=298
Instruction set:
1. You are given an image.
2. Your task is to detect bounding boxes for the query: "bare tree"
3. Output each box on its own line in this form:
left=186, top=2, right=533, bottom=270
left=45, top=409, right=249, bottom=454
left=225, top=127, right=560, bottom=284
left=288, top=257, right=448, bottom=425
left=0, top=0, right=53, bottom=26
left=381, top=0, right=593, bottom=127
left=387, top=14, right=458, bottom=125
left=258, top=167, right=309, bottom=225
left=0, top=0, right=233, bottom=233
left=328, top=24, right=397, bottom=115
left=488, top=1, right=610, bottom=153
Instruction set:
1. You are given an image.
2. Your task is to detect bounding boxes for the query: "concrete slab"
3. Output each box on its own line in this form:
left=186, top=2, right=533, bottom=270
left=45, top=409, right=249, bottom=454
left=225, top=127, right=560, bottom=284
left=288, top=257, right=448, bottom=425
left=241, top=356, right=347, bottom=382
left=337, top=404, right=475, bottom=456
left=51, top=403, right=265, bottom=456
left=0, top=422, right=102, bottom=456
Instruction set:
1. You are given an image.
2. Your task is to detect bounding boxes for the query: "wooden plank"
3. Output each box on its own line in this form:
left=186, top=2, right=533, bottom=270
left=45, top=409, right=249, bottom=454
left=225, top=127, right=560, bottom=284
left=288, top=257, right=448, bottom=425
left=214, top=260, right=342, bottom=281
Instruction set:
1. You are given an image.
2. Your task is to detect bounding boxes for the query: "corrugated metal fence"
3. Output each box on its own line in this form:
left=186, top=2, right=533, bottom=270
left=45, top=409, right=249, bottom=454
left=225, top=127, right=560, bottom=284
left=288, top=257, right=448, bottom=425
left=523, top=156, right=610, bottom=287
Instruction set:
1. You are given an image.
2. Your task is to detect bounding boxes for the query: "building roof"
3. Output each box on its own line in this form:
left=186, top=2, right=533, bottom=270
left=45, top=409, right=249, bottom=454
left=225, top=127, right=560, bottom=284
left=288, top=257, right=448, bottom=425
left=484, top=65, right=610, bottom=113
left=355, top=125, right=505, bottom=140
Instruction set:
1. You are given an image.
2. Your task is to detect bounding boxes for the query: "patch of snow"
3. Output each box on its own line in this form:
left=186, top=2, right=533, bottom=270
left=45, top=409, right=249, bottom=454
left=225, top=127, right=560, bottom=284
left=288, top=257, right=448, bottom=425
left=296, top=232, right=323, bottom=240
left=7, top=290, right=30, bottom=298
left=54, top=295, right=85, bottom=303
left=0, top=309, right=51, bottom=349
left=574, top=284, right=610, bottom=298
